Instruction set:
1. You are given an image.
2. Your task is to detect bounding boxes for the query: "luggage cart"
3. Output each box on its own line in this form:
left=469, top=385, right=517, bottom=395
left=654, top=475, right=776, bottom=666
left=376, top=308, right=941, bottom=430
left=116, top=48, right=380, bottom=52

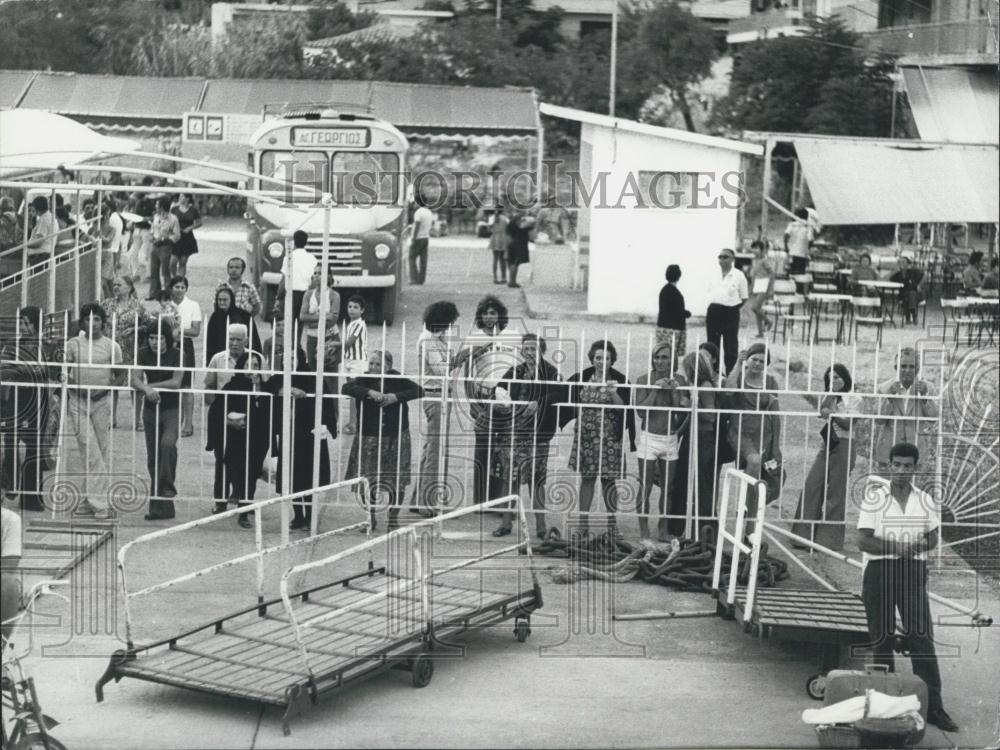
left=95, top=490, right=541, bottom=734
left=710, top=468, right=991, bottom=701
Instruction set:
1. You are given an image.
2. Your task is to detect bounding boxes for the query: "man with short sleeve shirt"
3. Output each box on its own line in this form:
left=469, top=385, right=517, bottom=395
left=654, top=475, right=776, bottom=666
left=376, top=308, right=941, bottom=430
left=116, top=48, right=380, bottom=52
left=705, top=247, right=748, bottom=375
left=784, top=206, right=813, bottom=275
left=409, top=196, right=434, bottom=285
left=857, top=441, right=957, bottom=733
left=275, top=230, right=317, bottom=321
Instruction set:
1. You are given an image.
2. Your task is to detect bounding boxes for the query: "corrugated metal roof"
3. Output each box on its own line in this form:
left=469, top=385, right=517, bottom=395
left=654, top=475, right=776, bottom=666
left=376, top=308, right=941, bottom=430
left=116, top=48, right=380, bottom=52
left=201, top=79, right=538, bottom=132
left=794, top=138, right=999, bottom=225
left=11, top=72, right=538, bottom=134
left=0, top=70, right=35, bottom=108
left=901, top=66, right=999, bottom=145
left=19, top=73, right=206, bottom=119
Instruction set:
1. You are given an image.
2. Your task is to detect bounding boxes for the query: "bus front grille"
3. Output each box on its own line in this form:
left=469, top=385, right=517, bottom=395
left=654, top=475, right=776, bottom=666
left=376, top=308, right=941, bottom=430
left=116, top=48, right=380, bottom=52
left=307, top=239, right=362, bottom=274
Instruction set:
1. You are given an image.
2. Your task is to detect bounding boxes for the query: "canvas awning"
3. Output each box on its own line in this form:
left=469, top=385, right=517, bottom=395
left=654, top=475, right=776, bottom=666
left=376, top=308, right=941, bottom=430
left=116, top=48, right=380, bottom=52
left=793, top=138, right=999, bottom=225
left=0, top=109, right=141, bottom=178
left=901, top=67, right=999, bottom=145
left=172, top=162, right=247, bottom=185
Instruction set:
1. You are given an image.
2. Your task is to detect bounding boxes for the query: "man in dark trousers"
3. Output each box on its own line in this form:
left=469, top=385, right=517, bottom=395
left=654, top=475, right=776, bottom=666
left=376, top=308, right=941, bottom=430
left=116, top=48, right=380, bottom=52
left=705, top=247, right=748, bottom=375
left=857, top=441, right=958, bottom=733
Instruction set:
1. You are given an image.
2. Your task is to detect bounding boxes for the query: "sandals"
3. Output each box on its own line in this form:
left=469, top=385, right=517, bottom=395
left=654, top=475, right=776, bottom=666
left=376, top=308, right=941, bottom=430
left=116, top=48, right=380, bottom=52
left=181, top=428, right=194, bottom=438
left=492, top=526, right=512, bottom=537
left=342, top=424, right=357, bottom=435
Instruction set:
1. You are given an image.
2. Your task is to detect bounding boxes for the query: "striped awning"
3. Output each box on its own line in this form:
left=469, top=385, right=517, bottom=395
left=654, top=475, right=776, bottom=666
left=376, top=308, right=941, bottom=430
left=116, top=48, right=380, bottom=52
left=794, top=137, right=999, bottom=225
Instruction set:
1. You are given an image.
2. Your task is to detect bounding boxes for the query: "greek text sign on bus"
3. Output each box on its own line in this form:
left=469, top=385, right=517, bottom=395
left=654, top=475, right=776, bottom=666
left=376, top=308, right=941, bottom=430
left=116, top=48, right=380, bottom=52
left=247, top=104, right=408, bottom=324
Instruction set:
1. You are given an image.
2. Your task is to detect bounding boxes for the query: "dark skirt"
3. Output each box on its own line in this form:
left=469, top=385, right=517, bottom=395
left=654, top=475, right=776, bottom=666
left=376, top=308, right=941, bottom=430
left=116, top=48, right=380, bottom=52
left=345, top=432, right=412, bottom=498
left=172, top=232, right=199, bottom=258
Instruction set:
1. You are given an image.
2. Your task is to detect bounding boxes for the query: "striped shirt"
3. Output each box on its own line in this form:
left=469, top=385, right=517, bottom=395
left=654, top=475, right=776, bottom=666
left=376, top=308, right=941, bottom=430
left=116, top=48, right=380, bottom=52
left=344, top=318, right=368, bottom=363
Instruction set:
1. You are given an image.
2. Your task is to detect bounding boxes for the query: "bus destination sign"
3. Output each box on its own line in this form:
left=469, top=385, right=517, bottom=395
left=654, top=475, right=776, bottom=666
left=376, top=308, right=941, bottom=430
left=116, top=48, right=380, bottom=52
left=292, top=128, right=371, bottom=148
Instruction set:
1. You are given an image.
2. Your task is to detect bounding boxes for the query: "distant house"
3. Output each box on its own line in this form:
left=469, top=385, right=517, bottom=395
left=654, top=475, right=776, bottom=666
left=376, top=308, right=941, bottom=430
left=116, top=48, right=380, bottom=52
left=726, top=0, right=878, bottom=45
left=540, top=103, right=763, bottom=317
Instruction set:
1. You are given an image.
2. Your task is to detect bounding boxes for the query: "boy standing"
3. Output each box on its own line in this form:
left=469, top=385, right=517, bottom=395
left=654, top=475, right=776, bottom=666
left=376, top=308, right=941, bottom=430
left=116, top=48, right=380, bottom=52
left=342, top=295, right=368, bottom=435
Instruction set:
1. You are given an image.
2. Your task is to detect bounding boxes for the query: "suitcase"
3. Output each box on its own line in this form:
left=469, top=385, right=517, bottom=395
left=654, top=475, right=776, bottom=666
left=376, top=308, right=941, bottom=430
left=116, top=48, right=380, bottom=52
left=815, top=665, right=928, bottom=748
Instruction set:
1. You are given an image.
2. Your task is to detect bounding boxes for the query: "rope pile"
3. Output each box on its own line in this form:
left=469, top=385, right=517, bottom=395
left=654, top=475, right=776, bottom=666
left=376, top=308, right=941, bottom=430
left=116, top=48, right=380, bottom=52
left=539, top=526, right=790, bottom=593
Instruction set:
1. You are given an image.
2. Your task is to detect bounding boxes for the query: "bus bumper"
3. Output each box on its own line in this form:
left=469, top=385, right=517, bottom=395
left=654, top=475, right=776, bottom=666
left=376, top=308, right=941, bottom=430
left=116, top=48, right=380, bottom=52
left=260, top=272, right=396, bottom=288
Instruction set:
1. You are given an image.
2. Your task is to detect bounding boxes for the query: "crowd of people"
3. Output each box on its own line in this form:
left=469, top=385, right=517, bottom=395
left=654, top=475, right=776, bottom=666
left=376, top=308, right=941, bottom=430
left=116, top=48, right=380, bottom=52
left=2, top=266, right=940, bottom=552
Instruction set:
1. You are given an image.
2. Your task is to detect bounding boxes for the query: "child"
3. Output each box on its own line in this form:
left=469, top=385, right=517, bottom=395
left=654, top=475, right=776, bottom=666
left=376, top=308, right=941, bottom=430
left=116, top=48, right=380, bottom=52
left=342, top=294, right=368, bottom=434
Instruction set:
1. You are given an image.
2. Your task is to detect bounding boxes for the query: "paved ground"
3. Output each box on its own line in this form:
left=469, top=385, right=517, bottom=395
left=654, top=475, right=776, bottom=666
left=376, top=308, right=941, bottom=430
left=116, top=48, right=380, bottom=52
left=6, top=219, right=999, bottom=749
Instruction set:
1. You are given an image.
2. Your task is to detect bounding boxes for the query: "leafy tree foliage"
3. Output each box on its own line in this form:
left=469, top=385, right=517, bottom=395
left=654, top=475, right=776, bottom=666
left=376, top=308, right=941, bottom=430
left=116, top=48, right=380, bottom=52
left=713, top=18, right=896, bottom=137
left=617, top=1, right=718, bottom=129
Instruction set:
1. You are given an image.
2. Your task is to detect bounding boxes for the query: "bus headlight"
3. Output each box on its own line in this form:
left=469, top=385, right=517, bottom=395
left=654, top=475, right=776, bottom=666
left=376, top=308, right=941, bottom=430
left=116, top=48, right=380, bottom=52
left=373, top=243, right=391, bottom=260
left=267, top=241, right=284, bottom=259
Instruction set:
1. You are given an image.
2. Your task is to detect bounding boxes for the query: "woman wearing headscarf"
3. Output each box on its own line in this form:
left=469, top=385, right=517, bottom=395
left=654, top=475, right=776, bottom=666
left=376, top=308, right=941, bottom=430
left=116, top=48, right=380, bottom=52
left=505, top=208, right=534, bottom=289
left=267, top=336, right=337, bottom=531
left=791, top=364, right=860, bottom=551
left=633, top=340, right=689, bottom=541
left=205, top=286, right=261, bottom=360
left=560, top=340, right=636, bottom=538
left=668, top=348, right=723, bottom=537
left=724, top=342, right=783, bottom=507
left=343, top=350, right=423, bottom=530
left=221, top=351, right=273, bottom=528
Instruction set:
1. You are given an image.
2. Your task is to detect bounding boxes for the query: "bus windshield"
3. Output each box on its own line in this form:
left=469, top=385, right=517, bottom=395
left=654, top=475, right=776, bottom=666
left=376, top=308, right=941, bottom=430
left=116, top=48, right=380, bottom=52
left=260, top=151, right=327, bottom=193
left=332, top=152, right=400, bottom=206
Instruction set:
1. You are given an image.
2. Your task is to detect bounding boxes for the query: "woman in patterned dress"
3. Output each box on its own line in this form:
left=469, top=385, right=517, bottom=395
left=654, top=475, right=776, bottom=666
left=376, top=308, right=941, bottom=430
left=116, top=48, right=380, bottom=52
left=103, top=274, right=152, bottom=430
left=561, top=340, right=636, bottom=537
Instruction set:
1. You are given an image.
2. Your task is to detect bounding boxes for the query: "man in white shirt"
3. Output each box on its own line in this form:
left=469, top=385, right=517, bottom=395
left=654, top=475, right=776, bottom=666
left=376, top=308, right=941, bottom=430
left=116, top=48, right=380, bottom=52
left=705, top=247, right=749, bottom=375
left=858, top=441, right=957, bottom=733
left=275, top=230, right=318, bottom=322
left=1, top=506, right=22, bottom=640
left=784, top=206, right=814, bottom=275
left=26, top=196, right=57, bottom=266
left=204, top=324, right=249, bottom=513
left=409, top=195, right=434, bottom=285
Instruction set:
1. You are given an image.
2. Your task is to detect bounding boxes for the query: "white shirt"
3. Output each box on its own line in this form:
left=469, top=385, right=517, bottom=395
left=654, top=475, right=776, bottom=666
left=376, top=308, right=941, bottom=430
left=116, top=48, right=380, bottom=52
left=466, top=328, right=522, bottom=391
left=175, top=297, right=202, bottom=337
left=281, top=247, right=318, bottom=291
left=413, top=207, right=434, bottom=241
left=344, top=318, right=368, bottom=362
left=102, top=212, right=125, bottom=254
left=857, top=477, right=940, bottom=566
left=708, top=268, right=749, bottom=307
left=1, top=506, right=22, bottom=558
left=785, top=220, right=813, bottom=259
left=204, top=350, right=240, bottom=392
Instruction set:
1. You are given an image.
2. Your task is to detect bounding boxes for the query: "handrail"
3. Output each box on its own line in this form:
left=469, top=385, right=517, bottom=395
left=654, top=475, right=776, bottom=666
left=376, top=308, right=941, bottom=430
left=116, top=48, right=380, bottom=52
left=711, top=467, right=767, bottom=626
left=279, top=494, right=533, bottom=678
left=117, top=477, right=371, bottom=650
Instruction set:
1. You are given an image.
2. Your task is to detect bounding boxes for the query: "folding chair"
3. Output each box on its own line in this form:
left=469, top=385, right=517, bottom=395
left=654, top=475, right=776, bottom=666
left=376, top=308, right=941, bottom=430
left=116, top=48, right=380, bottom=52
left=769, top=292, right=812, bottom=344
left=808, top=260, right=838, bottom=293
left=850, top=296, right=886, bottom=346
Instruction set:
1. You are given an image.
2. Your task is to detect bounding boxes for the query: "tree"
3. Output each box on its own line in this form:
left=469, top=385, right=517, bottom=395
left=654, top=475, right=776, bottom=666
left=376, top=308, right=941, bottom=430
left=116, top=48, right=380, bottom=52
left=713, top=18, right=895, bottom=137
left=616, top=1, right=718, bottom=130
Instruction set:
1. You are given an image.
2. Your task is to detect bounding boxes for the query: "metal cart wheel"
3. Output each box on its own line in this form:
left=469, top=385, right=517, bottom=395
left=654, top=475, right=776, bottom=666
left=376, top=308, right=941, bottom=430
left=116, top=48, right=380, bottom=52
left=514, top=619, right=531, bottom=643
left=806, top=672, right=827, bottom=701
left=411, top=655, right=434, bottom=688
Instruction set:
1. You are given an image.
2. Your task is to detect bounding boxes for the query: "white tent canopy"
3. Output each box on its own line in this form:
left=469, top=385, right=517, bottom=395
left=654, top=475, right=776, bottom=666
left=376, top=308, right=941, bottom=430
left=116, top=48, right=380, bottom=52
left=0, top=109, right=141, bottom=178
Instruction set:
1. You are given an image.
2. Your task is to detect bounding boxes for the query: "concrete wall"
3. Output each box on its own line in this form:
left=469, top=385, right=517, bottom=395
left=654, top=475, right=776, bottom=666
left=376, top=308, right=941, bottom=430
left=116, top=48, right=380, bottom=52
left=580, top=124, right=742, bottom=318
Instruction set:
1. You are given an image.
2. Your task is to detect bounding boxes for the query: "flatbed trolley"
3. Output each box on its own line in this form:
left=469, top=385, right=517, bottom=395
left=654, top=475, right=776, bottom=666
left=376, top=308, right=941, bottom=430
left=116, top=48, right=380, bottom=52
left=95, top=488, right=542, bottom=734
left=710, top=468, right=992, bottom=700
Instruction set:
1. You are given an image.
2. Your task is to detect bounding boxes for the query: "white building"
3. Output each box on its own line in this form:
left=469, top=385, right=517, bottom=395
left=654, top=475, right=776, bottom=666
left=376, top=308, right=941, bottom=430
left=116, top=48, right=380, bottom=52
left=539, top=104, right=763, bottom=318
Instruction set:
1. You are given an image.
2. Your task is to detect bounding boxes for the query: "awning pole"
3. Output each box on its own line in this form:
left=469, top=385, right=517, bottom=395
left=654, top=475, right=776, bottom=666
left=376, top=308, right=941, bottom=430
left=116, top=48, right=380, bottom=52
left=760, top=138, right=774, bottom=240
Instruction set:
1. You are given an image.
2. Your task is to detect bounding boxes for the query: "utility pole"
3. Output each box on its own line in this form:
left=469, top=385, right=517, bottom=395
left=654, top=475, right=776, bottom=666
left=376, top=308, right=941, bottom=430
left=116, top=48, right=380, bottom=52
left=496, top=0, right=502, bottom=28
left=609, top=0, right=619, bottom=116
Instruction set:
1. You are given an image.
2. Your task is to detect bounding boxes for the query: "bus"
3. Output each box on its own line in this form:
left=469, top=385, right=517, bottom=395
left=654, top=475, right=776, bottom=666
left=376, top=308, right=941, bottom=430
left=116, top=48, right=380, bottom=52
left=246, top=103, right=408, bottom=324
